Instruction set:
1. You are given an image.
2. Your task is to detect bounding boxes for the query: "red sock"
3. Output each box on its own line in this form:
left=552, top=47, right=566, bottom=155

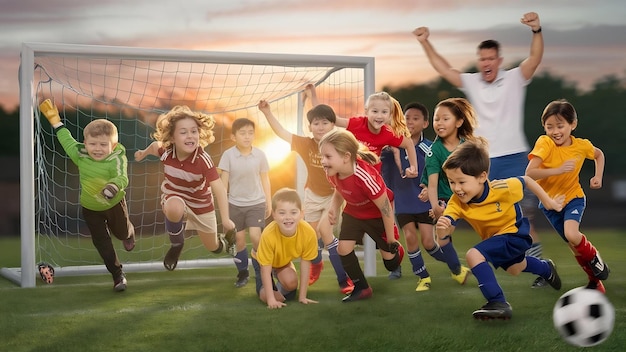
left=572, top=234, right=597, bottom=262
left=574, top=255, right=595, bottom=281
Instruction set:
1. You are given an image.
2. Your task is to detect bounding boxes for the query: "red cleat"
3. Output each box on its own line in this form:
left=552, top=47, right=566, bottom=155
left=339, top=277, right=355, bottom=295
left=308, top=261, right=324, bottom=285
left=342, top=286, right=372, bottom=302
left=586, top=279, right=606, bottom=294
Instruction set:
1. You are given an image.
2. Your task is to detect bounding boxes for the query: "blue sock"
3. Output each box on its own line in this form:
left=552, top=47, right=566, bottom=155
left=327, top=238, right=348, bottom=283
left=165, top=218, right=184, bottom=245
left=523, top=256, right=551, bottom=278
left=408, top=249, right=429, bottom=278
left=311, top=238, right=323, bottom=265
left=427, top=242, right=447, bottom=262
left=235, top=249, right=249, bottom=272
left=440, top=241, right=462, bottom=274
left=251, top=257, right=262, bottom=295
left=472, top=262, right=506, bottom=303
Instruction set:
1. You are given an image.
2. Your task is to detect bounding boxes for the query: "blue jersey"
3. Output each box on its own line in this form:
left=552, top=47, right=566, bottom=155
left=381, top=136, right=432, bottom=215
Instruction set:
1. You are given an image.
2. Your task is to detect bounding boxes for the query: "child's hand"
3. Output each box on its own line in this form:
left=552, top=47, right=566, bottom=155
left=589, top=176, right=602, bottom=189
left=403, top=166, right=418, bottom=179
left=545, top=194, right=565, bottom=212
left=101, top=183, right=119, bottom=200
left=267, top=296, right=287, bottom=309
left=435, top=216, right=452, bottom=240
left=418, top=185, right=429, bottom=202
left=257, top=100, right=271, bottom=114
left=327, top=208, right=337, bottom=226
left=39, top=99, right=62, bottom=126
left=222, top=219, right=236, bottom=232
left=388, top=241, right=400, bottom=253
left=134, top=150, right=146, bottom=162
left=558, top=159, right=576, bottom=174
left=299, top=297, right=319, bottom=305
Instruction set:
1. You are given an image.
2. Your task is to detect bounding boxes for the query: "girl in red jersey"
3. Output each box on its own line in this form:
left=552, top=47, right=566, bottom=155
left=319, top=129, right=403, bottom=302
left=135, top=105, right=236, bottom=271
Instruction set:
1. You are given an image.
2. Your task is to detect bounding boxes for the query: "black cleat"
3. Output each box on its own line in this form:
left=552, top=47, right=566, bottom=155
left=163, top=244, right=184, bottom=271
left=472, top=301, right=512, bottom=320
left=235, top=270, right=249, bottom=288
left=342, top=286, right=372, bottom=303
left=545, top=259, right=562, bottom=290
left=589, top=253, right=609, bottom=280
left=531, top=276, right=548, bottom=288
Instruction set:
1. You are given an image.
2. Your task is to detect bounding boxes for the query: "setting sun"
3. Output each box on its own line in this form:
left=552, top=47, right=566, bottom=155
left=258, top=136, right=292, bottom=168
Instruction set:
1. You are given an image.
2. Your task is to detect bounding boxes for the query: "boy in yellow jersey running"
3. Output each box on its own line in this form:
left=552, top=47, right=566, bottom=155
left=436, top=139, right=564, bottom=320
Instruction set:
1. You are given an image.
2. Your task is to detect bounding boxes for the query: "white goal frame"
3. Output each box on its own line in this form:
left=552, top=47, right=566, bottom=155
left=5, top=42, right=377, bottom=288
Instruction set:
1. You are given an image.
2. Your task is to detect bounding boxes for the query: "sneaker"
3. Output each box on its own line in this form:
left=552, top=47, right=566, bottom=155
left=235, top=270, right=249, bottom=288
left=586, top=279, right=606, bottom=294
left=545, top=259, right=562, bottom=290
left=472, top=301, right=512, bottom=320
left=163, top=244, right=184, bottom=271
left=388, top=265, right=402, bottom=280
left=531, top=276, right=548, bottom=288
left=451, top=265, right=471, bottom=285
left=123, top=233, right=135, bottom=252
left=589, top=253, right=610, bottom=280
left=415, top=276, right=432, bottom=292
left=308, top=261, right=324, bottom=286
left=223, top=228, right=237, bottom=257
left=342, top=286, right=373, bottom=303
left=114, top=274, right=127, bottom=292
left=339, top=277, right=355, bottom=295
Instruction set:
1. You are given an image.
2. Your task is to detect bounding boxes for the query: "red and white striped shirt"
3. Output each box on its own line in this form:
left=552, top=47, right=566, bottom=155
left=159, top=147, right=219, bottom=214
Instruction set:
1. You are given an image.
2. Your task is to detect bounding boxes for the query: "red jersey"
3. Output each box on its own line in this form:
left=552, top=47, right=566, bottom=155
left=347, top=116, right=404, bottom=172
left=327, top=158, right=393, bottom=220
left=159, top=147, right=219, bottom=214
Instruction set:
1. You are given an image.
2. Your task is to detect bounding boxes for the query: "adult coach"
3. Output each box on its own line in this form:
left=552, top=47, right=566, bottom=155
left=413, top=12, right=547, bottom=287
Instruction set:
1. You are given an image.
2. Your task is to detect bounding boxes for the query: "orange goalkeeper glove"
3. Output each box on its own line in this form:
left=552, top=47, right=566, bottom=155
left=39, top=99, right=62, bottom=126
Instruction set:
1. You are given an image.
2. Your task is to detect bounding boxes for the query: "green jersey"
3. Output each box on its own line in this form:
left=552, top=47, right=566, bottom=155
left=56, top=127, right=128, bottom=211
left=422, top=138, right=465, bottom=201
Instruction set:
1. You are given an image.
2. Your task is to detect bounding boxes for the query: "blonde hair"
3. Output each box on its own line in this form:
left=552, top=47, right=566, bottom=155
left=365, top=92, right=410, bottom=138
left=319, top=129, right=378, bottom=165
left=83, top=119, right=118, bottom=143
left=152, top=105, right=216, bottom=150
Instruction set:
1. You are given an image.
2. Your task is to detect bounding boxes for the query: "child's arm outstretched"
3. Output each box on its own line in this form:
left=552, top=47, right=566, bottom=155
left=297, top=260, right=319, bottom=305
left=258, top=100, right=294, bottom=143
left=522, top=175, right=565, bottom=211
left=134, top=141, right=161, bottom=162
left=304, top=83, right=349, bottom=128
left=39, top=99, right=64, bottom=128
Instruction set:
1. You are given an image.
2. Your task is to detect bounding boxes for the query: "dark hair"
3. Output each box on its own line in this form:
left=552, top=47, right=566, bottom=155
left=403, top=102, right=429, bottom=122
left=272, top=187, right=302, bottom=210
left=435, top=98, right=478, bottom=140
left=541, top=99, right=578, bottom=126
left=307, top=104, right=336, bottom=124
left=477, top=39, right=501, bottom=56
left=442, top=138, right=490, bottom=177
left=231, top=118, right=255, bottom=134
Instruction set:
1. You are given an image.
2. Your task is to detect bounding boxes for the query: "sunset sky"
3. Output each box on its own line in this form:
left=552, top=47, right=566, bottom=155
left=1, top=0, right=625, bottom=110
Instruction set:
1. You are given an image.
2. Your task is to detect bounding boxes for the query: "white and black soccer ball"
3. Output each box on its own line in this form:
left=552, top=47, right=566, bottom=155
left=553, top=287, right=615, bottom=347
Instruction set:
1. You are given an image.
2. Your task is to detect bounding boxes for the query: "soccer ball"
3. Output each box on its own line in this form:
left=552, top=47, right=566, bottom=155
left=553, top=287, right=614, bottom=347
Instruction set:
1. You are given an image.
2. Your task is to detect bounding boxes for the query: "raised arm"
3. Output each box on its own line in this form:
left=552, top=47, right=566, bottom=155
left=304, top=83, right=349, bottom=128
left=412, top=27, right=463, bottom=88
left=258, top=100, right=293, bottom=143
left=518, top=12, right=544, bottom=80
left=134, top=141, right=160, bottom=162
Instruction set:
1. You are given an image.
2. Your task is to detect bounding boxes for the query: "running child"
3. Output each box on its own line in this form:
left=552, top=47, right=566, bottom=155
left=526, top=99, right=610, bottom=293
left=134, top=105, right=236, bottom=271
left=39, top=99, right=135, bottom=292
left=436, top=139, right=563, bottom=320
left=319, top=129, right=403, bottom=302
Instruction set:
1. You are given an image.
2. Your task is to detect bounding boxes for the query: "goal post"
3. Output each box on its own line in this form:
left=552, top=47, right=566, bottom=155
left=7, top=42, right=377, bottom=288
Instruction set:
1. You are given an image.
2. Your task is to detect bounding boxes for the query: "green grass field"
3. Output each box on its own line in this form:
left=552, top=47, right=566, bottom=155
left=0, top=229, right=624, bottom=352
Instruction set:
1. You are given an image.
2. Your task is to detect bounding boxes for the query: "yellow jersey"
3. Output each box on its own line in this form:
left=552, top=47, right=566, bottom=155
left=256, top=220, right=318, bottom=268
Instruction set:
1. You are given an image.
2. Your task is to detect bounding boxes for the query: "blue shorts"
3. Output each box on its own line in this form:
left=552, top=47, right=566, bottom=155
left=474, top=233, right=532, bottom=270
left=540, top=197, right=586, bottom=242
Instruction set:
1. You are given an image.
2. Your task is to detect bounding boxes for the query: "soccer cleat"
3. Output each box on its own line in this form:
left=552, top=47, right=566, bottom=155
left=545, top=259, right=562, bottom=290
left=451, top=265, right=471, bottom=285
left=586, top=279, right=606, bottom=294
left=123, top=233, right=136, bottom=252
left=308, top=261, right=324, bottom=285
left=163, top=244, right=184, bottom=271
left=531, top=276, right=548, bottom=288
left=339, top=277, right=355, bottom=295
left=589, top=253, right=609, bottom=280
left=472, top=301, right=512, bottom=320
left=342, top=286, right=373, bottom=303
left=388, top=265, right=402, bottom=280
left=223, top=228, right=237, bottom=257
left=114, top=274, right=127, bottom=292
left=415, top=276, right=432, bottom=292
left=235, top=270, right=249, bottom=288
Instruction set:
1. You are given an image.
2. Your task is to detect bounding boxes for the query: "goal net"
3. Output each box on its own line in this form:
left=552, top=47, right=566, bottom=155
left=6, top=42, right=375, bottom=287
